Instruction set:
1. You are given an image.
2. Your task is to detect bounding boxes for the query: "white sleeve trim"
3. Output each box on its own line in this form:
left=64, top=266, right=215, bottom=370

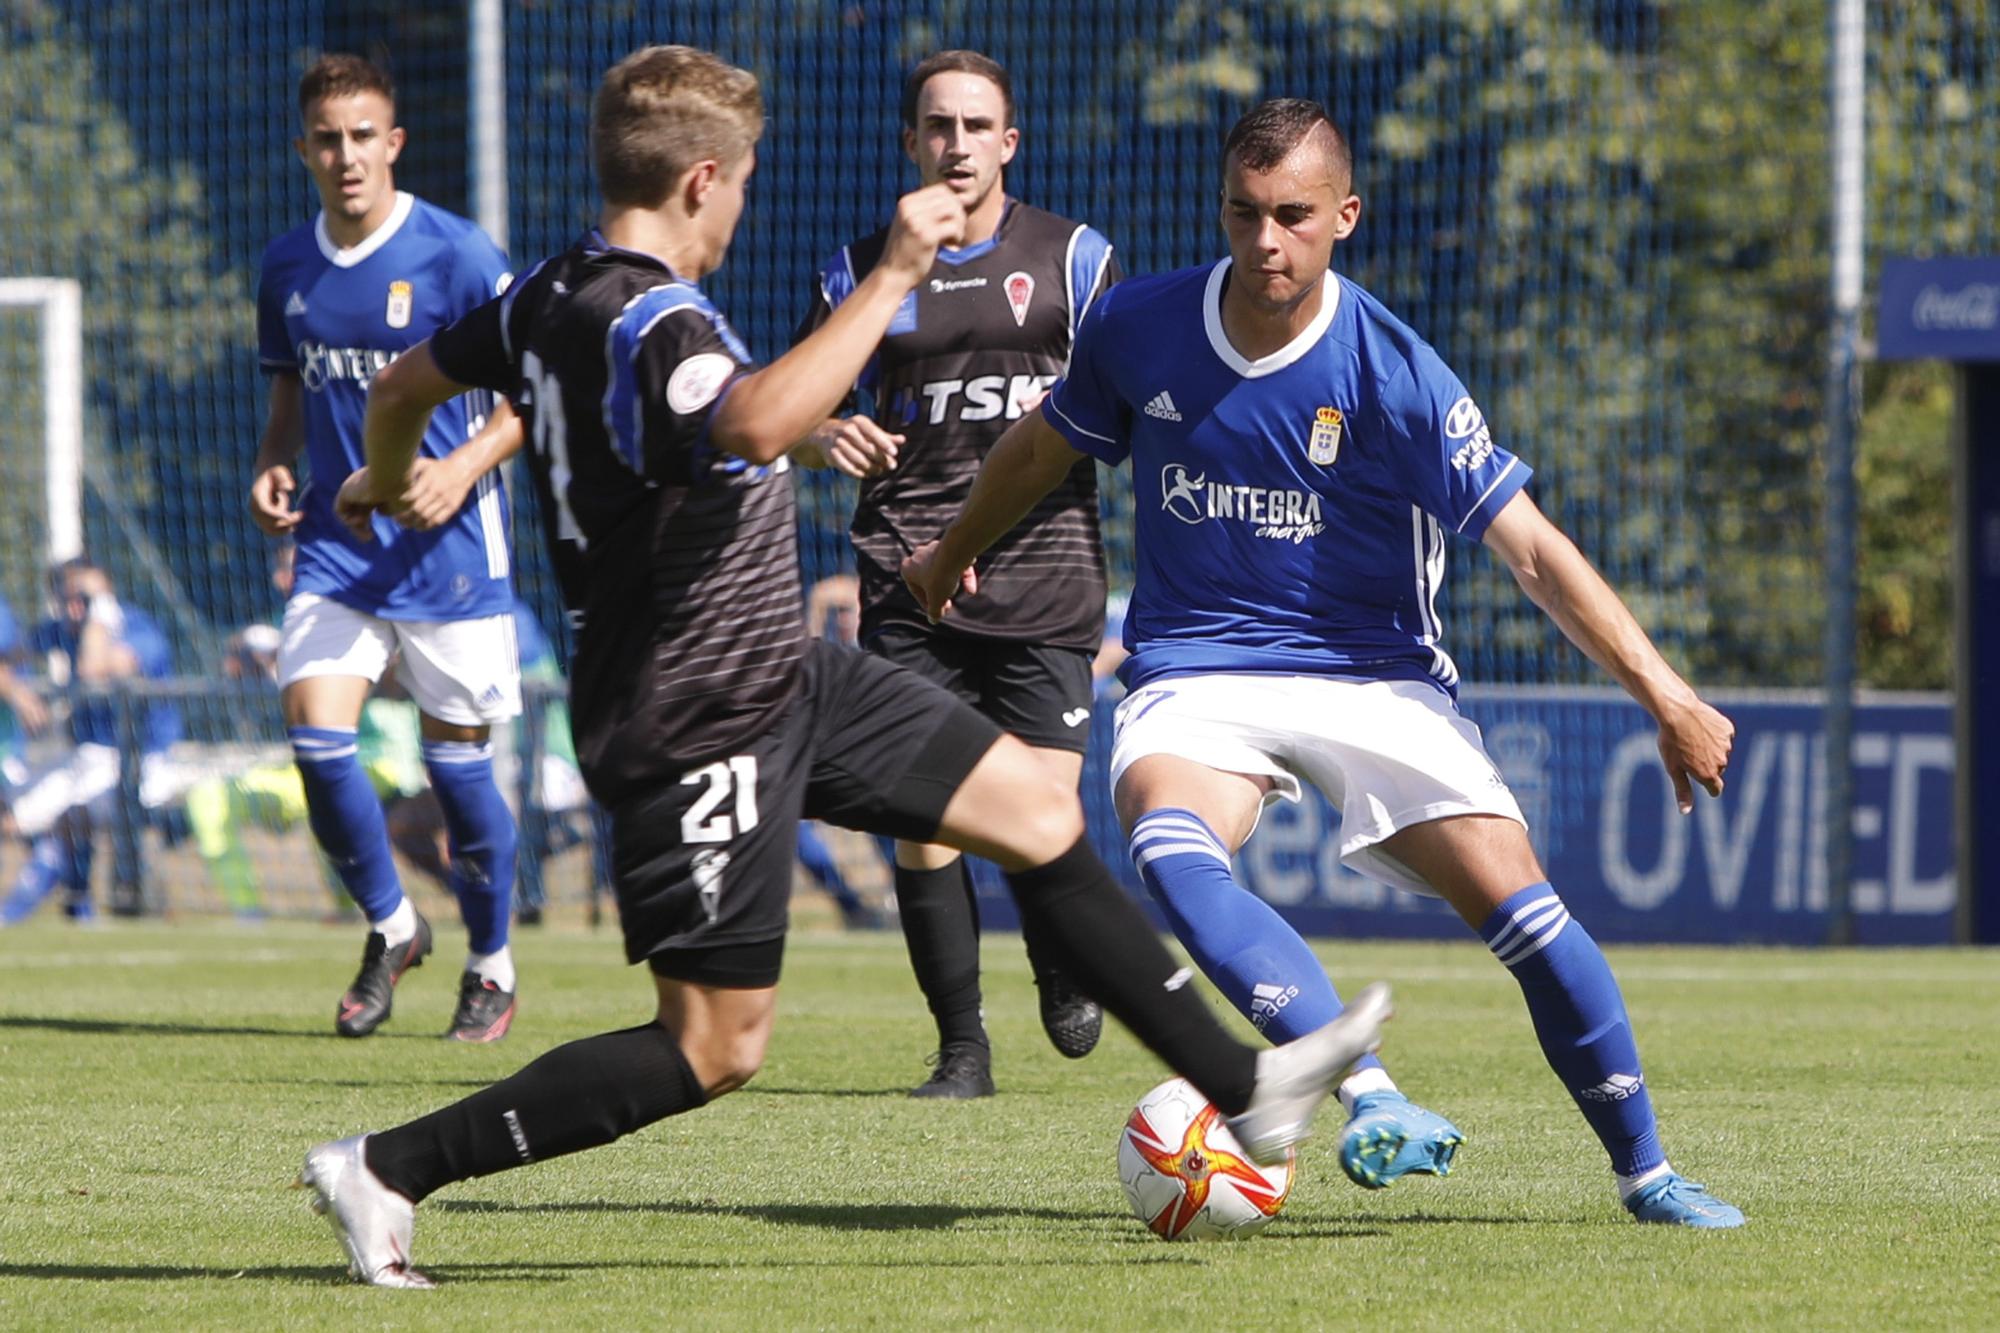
left=1047, top=395, right=1117, bottom=445
left=1456, top=457, right=1522, bottom=533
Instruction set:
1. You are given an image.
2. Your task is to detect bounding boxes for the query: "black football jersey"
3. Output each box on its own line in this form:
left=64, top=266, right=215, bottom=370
left=431, top=232, right=805, bottom=799
left=796, top=200, right=1120, bottom=651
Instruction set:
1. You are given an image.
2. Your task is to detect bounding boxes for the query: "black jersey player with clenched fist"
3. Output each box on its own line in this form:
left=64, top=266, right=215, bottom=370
left=794, top=51, right=1119, bottom=1097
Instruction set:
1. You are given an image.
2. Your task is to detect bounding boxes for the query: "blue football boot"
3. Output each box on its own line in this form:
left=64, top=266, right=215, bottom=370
left=1337, top=1091, right=1465, bottom=1189
left=1623, top=1173, right=1745, bottom=1228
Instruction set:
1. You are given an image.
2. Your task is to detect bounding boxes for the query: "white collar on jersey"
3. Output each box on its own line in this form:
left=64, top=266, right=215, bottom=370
left=314, top=191, right=415, bottom=268
left=1201, top=257, right=1341, bottom=378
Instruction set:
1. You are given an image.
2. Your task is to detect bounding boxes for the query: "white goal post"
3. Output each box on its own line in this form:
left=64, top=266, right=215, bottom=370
left=0, top=277, right=84, bottom=563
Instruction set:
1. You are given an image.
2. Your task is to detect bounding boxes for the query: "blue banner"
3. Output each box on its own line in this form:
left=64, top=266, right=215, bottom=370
left=1878, top=257, right=2000, bottom=363
left=977, top=688, right=1956, bottom=945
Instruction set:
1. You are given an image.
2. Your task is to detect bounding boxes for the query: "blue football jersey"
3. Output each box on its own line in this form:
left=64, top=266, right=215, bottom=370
left=1044, top=259, right=1532, bottom=696
left=257, top=192, right=514, bottom=620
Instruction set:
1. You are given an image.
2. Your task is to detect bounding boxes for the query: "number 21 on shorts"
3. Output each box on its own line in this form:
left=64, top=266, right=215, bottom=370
left=680, top=756, right=759, bottom=843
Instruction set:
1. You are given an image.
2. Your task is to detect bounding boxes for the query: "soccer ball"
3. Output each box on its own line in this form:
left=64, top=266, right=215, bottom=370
left=1118, top=1077, right=1294, bottom=1240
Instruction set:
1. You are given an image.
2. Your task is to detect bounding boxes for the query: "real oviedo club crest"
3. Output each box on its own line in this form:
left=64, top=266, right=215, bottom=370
left=386, top=280, right=414, bottom=330
left=1308, top=406, right=1343, bottom=466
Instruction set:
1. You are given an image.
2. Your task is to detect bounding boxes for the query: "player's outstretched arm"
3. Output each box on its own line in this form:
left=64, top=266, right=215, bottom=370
left=902, top=407, right=1083, bottom=622
left=1482, top=491, right=1733, bottom=813
left=339, top=340, right=468, bottom=542
left=388, top=397, right=525, bottom=531
left=792, top=415, right=903, bottom=478
left=249, top=373, right=305, bottom=536
left=710, top=184, right=965, bottom=465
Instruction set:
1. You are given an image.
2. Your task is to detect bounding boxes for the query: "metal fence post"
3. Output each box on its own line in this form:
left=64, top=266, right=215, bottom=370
left=1823, top=0, right=1865, bottom=945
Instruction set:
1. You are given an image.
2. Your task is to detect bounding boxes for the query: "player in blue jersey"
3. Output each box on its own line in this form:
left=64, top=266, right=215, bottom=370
left=908, top=99, right=1744, bottom=1228
left=250, top=54, right=525, bottom=1042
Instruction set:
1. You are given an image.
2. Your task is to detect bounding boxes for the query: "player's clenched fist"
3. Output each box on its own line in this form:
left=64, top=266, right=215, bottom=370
left=332, top=467, right=387, bottom=542
left=880, top=184, right=968, bottom=286
left=807, top=414, right=903, bottom=479
left=388, top=455, right=478, bottom=531
left=248, top=463, right=302, bottom=535
left=900, top=538, right=979, bottom=624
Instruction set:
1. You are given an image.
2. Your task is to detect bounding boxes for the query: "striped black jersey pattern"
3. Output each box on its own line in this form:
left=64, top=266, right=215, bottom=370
left=796, top=200, right=1120, bottom=652
left=432, top=232, right=804, bottom=800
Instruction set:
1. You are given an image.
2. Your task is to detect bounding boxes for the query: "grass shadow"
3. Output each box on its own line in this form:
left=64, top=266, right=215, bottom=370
left=1259, top=1215, right=1519, bottom=1240
left=435, top=1197, right=1134, bottom=1231
left=222, top=1076, right=497, bottom=1090
left=0, top=1260, right=692, bottom=1285
left=739, top=1085, right=910, bottom=1099
left=0, top=1015, right=360, bottom=1040
left=0, top=1263, right=348, bottom=1284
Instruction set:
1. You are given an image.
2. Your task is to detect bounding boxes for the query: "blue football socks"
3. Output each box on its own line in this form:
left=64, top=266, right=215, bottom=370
left=1129, top=807, right=1386, bottom=1073
left=1481, top=883, right=1664, bottom=1177
left=291, top=726, right=406, bottom=925
left=422, top=738, right=516, bottom=958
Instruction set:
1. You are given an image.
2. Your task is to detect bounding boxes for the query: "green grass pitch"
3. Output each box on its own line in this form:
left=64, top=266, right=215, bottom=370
left=1, top=919, right=1995, bottom=1330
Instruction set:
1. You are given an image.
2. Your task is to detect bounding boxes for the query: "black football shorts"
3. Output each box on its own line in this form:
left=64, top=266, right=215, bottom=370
left=865, top=622, right=1096, bottom=755
left=608, top=640, right=1003, bottom=988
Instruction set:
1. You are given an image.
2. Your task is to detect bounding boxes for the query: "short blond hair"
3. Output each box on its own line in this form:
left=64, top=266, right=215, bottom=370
left=592, top=45, right=764, bottom=208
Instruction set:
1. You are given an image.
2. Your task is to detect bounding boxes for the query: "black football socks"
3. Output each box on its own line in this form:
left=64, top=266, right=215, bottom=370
left=365, top=1022, right=707, bottom=1203
left=892, top=860, right=989, bottom=1051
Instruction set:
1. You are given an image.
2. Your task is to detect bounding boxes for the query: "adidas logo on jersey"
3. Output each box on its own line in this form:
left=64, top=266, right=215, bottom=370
left=1578, top=1072, right=1644, bottom=1102
left=284, top=291, right=308, bottom=317
left=1143, top=390, right=1183, bottom=421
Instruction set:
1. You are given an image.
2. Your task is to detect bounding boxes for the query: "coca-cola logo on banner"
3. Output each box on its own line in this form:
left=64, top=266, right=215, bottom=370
left=1911, top=283, right=2000, bottom=331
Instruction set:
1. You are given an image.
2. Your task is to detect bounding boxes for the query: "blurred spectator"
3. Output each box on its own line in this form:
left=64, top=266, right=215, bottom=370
left=1, top=560, right=189, bottom=924
left=1092, top=589, right=1130, bottom=698
left=806, top=572, right=862, bottom=649
left=0, top=593, right=51, bottom=798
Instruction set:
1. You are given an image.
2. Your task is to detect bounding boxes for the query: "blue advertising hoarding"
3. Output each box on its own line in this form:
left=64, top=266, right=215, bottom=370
left=1878, top=257, right=2000, bottom=363
left=1876, top=254, right=1997, bottom=941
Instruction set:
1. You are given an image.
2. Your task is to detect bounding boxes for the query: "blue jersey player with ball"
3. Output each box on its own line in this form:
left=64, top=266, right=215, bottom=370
left=907, top=98, right=1744, bottom=1228
left=251, top=54, right=525, bottom=1043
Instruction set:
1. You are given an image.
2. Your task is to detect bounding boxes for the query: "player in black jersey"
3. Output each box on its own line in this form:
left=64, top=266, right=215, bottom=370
left=298, top=45, right=1388, bottom=1288
left=792, top=51, right=1115, bottom=1098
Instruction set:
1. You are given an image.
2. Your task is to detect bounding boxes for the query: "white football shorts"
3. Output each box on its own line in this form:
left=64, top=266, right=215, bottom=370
left=1109, top=672, right=1526, bottom=897
left=5, top=743, right=206, bottom=837
left=278, top=593, right=521, bottom=726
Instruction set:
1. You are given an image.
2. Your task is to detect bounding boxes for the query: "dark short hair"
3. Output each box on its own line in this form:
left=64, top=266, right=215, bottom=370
left=298, top=53, right=395, bottom=120
left=1223, top=98, right=1352, bottom=183
left=902, top=50, right=1014, bottom=128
